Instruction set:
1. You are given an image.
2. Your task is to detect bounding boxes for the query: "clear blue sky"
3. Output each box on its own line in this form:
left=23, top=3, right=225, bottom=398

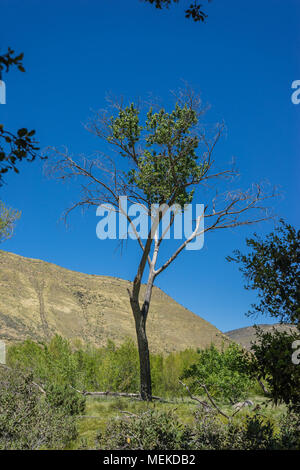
left=1, top=0, right=299, bottom=332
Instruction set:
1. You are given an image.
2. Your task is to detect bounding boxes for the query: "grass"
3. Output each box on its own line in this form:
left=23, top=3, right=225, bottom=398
left=71, top=394, right=287, bottom=449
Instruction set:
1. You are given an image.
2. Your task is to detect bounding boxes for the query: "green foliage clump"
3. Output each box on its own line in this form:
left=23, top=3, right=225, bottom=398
left=191, top=409, right=228, bottom=450
left=97, top=406, right=298, bottom=450
left=191, top=409, right=276, bottom=451
left=45, top=383, right=86, bottom=416
left=278, top=412, right=300, bottom=450
left=227, top=220, right=300, bottom=327
left=249, top=327, right=300, bottom=412
left=0, top=200, right=21, bottom=242
left=95, top=339, right=140, bottom=392
left=8, top=335, right=79, bottom=387
left=107, top=100, right=208, bottom=207
left=97, top=409, right=192, bottom=450
left=7, top=336, right=200, bottom=398
left=0, top=368, right=77, bottom=450
left=151, top=348, right=198, bottom=397
left=181, top=343, right=254, bottom=403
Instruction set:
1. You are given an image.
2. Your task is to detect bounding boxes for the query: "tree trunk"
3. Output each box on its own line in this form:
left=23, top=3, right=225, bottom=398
left=132, top=306, right=152, bottom=401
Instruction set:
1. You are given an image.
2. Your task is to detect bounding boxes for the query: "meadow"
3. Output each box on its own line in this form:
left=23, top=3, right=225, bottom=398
left=1, top=335, right=298, bottom=450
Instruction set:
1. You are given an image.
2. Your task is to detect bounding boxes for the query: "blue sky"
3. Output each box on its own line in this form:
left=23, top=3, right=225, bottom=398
left=0, top=0, right=299, bottom=332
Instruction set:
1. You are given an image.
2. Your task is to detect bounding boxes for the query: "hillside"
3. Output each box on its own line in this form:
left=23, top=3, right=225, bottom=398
left=0, top=250, right=228, bottom=353
left=225, top=323, right=298, bottom=350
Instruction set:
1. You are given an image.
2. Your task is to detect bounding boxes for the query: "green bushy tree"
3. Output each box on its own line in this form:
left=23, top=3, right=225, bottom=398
left=227, top=220, right=300, bottom=328
left=228, top=221, right=300, bottom=412
left=181, top=343, right=254, bottom=403
left=249, top=327, right=300, bottom=412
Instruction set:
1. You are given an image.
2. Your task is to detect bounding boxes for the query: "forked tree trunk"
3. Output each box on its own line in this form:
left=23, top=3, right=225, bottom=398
left=132, top=304, right=152, bottom=401
left=129, top=234, right=158, bottom=401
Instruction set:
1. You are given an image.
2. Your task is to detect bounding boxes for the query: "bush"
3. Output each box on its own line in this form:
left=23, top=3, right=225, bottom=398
left=192, top=409, right=228, bottom=450
left=278, top=412, right=300, bottom=450
left=192, top=410, right=278, bottom=450
left=97, top=406, right=294, bottom=450
left=7, top=336, right=200, bottom=398
left=7, top=335, right=79, bottom=387
left=181, top=343, right=254, bottom=403
left=151, top=348, right=199, bottom=397
left=97, top=409, right=193, bottom=450
left=237, top=414, right=277, bottom=450
left=0, top=368, right=77, bottom=449
left=250, top=327, right=300, bottom=412
left=45, top=383, right=86, bottom=416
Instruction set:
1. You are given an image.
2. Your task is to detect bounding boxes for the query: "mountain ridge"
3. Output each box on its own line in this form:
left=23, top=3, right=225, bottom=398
left=225, top=323, right=298, bottom=350
left=0, top=250, right=229, bottom=353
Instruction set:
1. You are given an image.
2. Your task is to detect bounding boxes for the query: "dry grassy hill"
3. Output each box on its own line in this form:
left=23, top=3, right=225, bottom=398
left=225, top=324, right=298, bottom=350
left=0, top=250, right=228, bottom=353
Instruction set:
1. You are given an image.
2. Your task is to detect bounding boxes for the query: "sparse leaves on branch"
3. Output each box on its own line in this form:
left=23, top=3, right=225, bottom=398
left=143, top=0, right=211, bottom=23
left=0, top=126, right=41, bottom=184
left=0, top=47, right=25, bottom=78
left=0, top=48, right=42, bottom=185
left=0, top=201, right=21, bottom=242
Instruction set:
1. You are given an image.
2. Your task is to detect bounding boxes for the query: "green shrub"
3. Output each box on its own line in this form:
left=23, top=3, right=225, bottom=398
left=181, top=343, right=254, bottom=403
left=192, top=410, right=278, bottom=450
left=151, top=349, right=199, bottom=397
left=237, top=414, right=277, bottom=450
left=45, top=383, right=86, bottom=416
left=250, top=328, right=300, bottom=411
left=7, top=335, right=79, bottom=387
left=7, top=336, right=200, bottom=398
left=97, top=409, right=193, bottom=450
left=278, top=412, right=300, bottom=450
left=192, top=409, right=228, bottom=450
left=0, top=368, right=77, bottom=449
left=97, top=406, right=292, bottom=450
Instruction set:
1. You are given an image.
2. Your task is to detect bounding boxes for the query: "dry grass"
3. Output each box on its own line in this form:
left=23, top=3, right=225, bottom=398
left=0, top=249, right=230, bottom=353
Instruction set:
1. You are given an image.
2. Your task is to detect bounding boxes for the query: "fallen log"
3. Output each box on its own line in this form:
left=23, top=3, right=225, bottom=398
left=70, top=386, right=163, bottom=401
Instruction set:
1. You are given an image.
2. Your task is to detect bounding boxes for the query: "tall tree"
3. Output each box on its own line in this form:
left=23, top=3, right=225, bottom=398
left=50, top=89, right=273, bottom=400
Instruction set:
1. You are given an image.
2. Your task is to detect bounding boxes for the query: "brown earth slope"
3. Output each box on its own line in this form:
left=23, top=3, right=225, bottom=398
left=0, top=250, right=228, bottom=353
left=225, top=324, right=298, bottom=350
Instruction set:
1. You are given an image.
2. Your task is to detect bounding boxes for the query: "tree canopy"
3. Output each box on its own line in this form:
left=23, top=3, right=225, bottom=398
left=227, top=220, right=300, bottom=328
